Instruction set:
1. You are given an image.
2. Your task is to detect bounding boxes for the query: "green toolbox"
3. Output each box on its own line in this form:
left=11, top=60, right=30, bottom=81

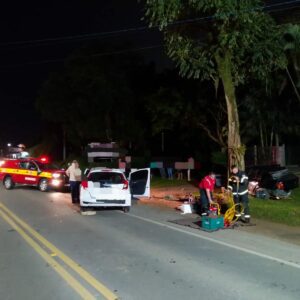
left=201, top=216, right=224, bottom=231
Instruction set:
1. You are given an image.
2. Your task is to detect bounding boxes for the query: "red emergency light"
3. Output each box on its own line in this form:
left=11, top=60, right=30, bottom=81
left=38, top=155, right=50, bottom=163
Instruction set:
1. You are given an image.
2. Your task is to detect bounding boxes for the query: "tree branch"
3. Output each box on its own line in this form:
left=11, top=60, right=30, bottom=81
left=197, top=121, right=226, bottom=147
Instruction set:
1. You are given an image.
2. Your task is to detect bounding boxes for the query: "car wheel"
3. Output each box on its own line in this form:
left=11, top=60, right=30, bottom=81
left=38, top=179, right=48, bottom=192
left=123, top=206, right=130, bottom=213
left=4, top=176, right=14, bottom=190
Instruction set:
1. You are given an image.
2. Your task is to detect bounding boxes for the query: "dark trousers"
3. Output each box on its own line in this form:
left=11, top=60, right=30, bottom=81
left=200, top=189, right=212, bottom=212
left=70, top=181, right=80, bottom=203
left=233, top=193, right=250, bottom=215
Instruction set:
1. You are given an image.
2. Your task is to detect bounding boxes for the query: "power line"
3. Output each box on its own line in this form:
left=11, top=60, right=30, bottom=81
left=0, top=0, right=299, bottom=69
left=0, top=0, right=299, bottom=48
left=0, top=45, right=163, bottom=69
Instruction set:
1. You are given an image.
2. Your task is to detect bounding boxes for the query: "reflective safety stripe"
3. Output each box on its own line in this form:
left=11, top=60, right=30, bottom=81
left=227, top=186, right=233, bottom=190
left=238, top=190, right=248, bottom=195
left=0, top=168, right=37, bottom=176
left=39, top=172, right=52, bottom=179
left=240, top=175, right=248, bottom=183
left=233, top=190, right=248, bottom=195
left=0, top=168, right=52, bottom=179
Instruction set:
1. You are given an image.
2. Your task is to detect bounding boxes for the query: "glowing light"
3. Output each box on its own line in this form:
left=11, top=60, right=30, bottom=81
left=39, top=155, right=50, bottom=163
left=51, top=179, right=61, bottom=186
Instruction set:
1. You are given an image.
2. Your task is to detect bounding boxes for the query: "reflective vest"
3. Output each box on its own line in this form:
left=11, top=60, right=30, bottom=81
left=228, top=171, right=248, bottom=196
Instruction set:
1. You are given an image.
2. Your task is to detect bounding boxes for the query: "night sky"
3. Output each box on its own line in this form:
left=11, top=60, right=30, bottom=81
left=0, top=0, right=299, bottom=147
left=0, top=0, right=165, bottom=146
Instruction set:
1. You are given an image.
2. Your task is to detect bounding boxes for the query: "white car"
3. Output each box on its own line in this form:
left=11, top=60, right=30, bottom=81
left=80, top=168, right=150, bottom=212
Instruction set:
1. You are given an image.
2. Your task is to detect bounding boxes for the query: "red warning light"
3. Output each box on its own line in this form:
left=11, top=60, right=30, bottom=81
left=39, top=156, right=50, bottom=163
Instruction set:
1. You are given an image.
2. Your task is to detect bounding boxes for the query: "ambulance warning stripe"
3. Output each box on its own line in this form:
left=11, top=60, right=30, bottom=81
left=0, top=168, right=52, bottom=179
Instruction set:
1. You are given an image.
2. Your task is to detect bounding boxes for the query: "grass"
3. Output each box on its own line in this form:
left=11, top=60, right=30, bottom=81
left=150, top=177, right=300, bottom=227
left=151, top=177, right=196, bottom=188
left=250, top=188, right=300, bottom=226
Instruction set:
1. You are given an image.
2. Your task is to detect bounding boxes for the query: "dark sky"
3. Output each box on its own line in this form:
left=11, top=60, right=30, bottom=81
left=0, top=0, right=299, bottom=146
left=0, top=0, right=165, bottom=146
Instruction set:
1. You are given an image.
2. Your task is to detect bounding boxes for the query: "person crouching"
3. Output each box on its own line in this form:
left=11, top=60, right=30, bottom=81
left=198, top=172, right=216, bottom=216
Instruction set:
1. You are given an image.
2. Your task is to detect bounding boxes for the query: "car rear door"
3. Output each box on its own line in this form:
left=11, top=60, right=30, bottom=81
left=129, top=168, right=150, bottom=197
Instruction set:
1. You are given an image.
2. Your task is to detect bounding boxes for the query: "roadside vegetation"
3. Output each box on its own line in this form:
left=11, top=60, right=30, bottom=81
left=151, top=177, right=193, bottom=188
left=250, top=188, right=300, bottom=226
left=151, top=178, right=300, bottom=227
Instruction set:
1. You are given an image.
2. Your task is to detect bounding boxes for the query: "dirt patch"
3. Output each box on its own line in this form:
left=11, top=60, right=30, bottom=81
left=139, top=185, right=199, bottom=210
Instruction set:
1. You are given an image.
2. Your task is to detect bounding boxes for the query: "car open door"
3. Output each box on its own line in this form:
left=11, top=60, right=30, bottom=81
left=129, top=168, right=150, bottom=197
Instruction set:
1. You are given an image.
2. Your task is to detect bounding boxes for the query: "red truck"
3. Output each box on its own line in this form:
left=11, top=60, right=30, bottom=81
left=0, top=156, right=69, bottom=192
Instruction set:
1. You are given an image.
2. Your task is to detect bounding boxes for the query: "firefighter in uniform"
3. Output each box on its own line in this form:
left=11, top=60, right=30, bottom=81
left=228, top=165, right=251, bottom=223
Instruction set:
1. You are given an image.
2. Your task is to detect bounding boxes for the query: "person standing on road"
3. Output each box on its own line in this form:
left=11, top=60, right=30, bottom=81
left=66, top=160, right=82, bottom=204
left=228, top=165, right=250, bottom=223
left=198, top=172, right=216, bottom=216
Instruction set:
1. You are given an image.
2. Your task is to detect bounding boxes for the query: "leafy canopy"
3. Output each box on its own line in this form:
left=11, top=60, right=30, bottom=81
left=144, top=0, right=286, bottom=84
left=36, top=49, right=146, bottom=146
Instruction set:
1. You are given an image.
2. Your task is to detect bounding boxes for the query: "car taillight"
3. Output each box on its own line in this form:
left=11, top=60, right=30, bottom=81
left=122, top=179, right=129, bottom=190
left=81, top=181, right=88, bottom=189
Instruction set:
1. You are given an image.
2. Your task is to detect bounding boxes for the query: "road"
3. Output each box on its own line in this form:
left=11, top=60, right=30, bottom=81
left=0, top=186, right=300, bottom=300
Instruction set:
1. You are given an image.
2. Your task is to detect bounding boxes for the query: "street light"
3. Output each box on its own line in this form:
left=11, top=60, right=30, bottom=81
left=7, top=143, right=11, bottom=147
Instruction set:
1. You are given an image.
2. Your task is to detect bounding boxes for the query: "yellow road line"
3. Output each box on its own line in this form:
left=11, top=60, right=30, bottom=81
left=0, top=202, right=118, bottom=300
left=0, top=208, right=96, bottom=300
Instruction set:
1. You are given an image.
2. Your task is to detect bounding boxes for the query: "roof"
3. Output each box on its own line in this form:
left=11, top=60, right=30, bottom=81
left=89, top=167, right=125, bottom=173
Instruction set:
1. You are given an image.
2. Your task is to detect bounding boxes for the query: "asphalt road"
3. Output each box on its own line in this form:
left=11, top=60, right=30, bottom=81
left=1, top=186, right=300, bottom=300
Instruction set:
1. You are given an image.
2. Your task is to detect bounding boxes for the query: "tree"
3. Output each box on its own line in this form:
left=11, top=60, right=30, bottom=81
left=36, top=48, right=149, bottom=154
left=283, top=24, right=300, bottom=102
left=145, top=70, right=228, bottom=154
left=143, top=0, right=286, bottom=169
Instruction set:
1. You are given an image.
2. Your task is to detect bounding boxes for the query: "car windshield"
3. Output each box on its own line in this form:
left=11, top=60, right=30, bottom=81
left=34, top=161, right=60, bottom=171
left=88, top=172, right=124, bottom=184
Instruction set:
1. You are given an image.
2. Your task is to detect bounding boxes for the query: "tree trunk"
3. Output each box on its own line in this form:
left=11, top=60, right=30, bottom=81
left=216, top=52, right=245, bottom=170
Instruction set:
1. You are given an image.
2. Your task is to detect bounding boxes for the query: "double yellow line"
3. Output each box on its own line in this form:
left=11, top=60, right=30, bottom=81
left=0, top=202, right=118, bottom=300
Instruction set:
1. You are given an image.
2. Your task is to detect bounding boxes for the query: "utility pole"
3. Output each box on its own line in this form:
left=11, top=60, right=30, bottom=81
left=63, top=127, right=66, bottom=161
left=161, top=131, right=164, bottom=153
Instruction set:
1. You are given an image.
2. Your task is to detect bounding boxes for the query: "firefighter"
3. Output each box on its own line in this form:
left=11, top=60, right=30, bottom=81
left=228, top=165, right=251, bottom=223
left=198, top=172, right=216, bottom=216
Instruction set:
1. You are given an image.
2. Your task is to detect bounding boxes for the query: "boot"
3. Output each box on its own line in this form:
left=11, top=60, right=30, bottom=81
left=244, top=215, right=251, bottom=223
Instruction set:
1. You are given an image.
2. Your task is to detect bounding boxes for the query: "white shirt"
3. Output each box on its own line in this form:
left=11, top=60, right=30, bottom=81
left=66, top=163, right=82, bottom=181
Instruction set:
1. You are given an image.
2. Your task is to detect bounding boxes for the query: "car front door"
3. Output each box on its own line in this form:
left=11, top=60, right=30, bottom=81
left=21, top=161, right=38, bottom=185
left=129, top=168, right=150, bottom=197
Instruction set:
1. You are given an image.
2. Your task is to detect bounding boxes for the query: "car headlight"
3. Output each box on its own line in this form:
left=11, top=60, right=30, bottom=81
left=52, top=173, right=61, bottom=179
left=51, top=179, right=61, bottom=186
